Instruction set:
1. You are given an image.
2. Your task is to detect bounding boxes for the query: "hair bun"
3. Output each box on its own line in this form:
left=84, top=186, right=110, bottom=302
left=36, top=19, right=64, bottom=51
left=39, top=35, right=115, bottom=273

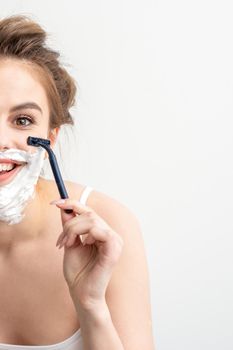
left=0, top=15, right=46, bottom=55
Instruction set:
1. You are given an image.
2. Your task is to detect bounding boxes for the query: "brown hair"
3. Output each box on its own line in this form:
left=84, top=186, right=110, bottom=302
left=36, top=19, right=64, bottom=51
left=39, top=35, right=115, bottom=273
left=0, top=15, right=77, bottom=130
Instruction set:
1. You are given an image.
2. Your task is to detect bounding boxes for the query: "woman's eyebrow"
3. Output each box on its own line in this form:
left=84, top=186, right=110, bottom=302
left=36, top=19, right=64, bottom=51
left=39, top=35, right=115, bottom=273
left=10, top=102, right=43, bottom=114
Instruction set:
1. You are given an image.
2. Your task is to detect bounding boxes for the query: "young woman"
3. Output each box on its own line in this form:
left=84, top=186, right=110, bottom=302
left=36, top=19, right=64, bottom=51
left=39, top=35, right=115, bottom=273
left=0, top=15, right=154, bottom=349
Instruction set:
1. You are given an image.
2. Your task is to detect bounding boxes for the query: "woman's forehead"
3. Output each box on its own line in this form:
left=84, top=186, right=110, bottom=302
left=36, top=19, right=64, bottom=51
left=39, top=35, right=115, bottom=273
left=0, top=59, right=49, bottom=113
left=0, top=59, right=43, bottom=88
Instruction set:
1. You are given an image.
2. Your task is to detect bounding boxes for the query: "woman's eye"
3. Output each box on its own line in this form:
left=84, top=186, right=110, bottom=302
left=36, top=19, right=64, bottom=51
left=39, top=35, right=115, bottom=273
left=15, top=116, right=33, bottom=127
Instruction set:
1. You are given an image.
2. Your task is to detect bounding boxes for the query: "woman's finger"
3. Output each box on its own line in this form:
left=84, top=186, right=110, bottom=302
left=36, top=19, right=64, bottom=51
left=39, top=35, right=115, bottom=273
left=56, top=216, right=87, bottom=246
left=56, top=231, right=66, bottom=246
left=58, top=219, right=94, bottom=248
left=52, top=199, right=119, bottom=249
left=51, top=199, right=94, bottom=226
left=51, top=199, right=94, bottom=215
left=66, top=225, right=114, bottom=248
left=63, top=219, right=91, bottom=247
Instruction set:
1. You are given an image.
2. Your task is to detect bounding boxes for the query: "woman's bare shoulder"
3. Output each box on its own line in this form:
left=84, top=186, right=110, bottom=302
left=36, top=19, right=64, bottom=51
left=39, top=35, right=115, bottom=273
left=64, top=181, right=139, bottom=223
left=39, top=178, right=138, bottom=224
left=40, top=177, right=140, bottom=236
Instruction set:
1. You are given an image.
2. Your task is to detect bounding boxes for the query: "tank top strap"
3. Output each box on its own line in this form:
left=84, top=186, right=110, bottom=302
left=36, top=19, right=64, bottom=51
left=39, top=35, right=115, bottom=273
left=79, top=186, right=93, bottom=205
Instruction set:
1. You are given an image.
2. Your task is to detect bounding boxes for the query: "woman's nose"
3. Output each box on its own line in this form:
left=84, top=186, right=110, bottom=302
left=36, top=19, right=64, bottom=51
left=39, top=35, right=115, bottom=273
left=0, top=125, right=15, bottom=151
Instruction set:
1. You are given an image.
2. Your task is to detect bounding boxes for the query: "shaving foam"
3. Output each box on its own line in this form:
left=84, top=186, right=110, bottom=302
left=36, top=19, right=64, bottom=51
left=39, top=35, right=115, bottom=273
left=0, top=147, right=45, bottom=225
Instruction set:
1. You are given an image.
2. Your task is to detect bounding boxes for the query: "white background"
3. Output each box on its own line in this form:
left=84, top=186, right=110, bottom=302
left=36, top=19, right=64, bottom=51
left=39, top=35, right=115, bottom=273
left=2, top=1, right=233, bottom=349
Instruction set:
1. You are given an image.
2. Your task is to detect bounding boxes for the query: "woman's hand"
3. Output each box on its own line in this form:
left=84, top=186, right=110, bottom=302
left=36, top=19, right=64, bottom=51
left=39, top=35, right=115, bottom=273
left=50, top=198, right=124, bottom=309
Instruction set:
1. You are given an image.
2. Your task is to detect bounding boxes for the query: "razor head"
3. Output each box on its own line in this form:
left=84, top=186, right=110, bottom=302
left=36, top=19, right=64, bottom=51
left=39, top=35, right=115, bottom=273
left=27, top=136, right=51, bottom=147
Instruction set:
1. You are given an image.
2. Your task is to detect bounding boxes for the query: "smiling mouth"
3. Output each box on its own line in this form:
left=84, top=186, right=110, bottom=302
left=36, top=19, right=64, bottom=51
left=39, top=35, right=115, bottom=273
left=0, top=164, right=17, bottom=174
left=0, top=162, right=26, bottom=176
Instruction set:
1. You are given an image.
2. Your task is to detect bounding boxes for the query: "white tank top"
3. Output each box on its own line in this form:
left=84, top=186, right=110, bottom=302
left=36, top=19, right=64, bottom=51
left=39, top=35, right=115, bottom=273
left=0, top=186, right=94, bottom=350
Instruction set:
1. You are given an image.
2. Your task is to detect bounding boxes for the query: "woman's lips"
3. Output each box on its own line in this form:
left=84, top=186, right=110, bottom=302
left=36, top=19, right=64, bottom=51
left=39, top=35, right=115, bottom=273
left=0, top=164, right=24, bottom=184
left=0, top=159, right=25, bottom=165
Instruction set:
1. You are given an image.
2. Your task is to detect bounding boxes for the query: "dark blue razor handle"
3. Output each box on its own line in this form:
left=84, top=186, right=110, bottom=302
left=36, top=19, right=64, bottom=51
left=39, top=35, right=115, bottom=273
left=42, top=146, right=73, bottom=214
left=48, top=153, right=73, bottom=214
left=48, top=151, right=68, bottom=198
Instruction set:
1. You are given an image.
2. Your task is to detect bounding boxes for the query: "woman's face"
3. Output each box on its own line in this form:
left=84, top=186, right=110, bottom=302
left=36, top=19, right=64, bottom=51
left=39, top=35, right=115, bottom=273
left=0, top=58, right=57, bottom=153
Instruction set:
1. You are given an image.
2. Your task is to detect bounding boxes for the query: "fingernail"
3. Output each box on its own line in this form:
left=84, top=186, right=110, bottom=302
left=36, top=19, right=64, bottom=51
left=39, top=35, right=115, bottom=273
left=50, top=199, right=66, bottom=205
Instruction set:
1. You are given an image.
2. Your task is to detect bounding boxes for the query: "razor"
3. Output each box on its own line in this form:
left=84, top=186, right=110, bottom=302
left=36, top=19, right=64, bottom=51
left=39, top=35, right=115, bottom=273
left=27, top=136, right=73, bottom=214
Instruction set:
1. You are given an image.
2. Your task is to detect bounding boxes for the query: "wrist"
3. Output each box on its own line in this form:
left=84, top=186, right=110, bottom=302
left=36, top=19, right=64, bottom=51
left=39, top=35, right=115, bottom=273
left=69, top=288, right=108, bottom=315
left=74, top=299, right=112, bottom=329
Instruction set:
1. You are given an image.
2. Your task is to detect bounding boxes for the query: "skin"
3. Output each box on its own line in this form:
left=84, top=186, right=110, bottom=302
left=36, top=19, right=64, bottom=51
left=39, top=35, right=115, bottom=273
left=0, top=58, right=155, bottom=349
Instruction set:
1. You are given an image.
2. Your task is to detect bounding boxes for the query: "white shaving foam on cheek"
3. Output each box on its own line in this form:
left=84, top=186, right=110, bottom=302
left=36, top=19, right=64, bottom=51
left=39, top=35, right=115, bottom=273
left=0, top=147, right=45, bottom=225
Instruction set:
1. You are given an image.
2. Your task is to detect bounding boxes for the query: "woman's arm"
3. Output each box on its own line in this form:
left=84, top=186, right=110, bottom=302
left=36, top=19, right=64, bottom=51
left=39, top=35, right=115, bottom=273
left=69, top=296, right=125, bottom=349
left=89, top=192, right=155, bottom=350
left=52, top=190, right=155, bottom=350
